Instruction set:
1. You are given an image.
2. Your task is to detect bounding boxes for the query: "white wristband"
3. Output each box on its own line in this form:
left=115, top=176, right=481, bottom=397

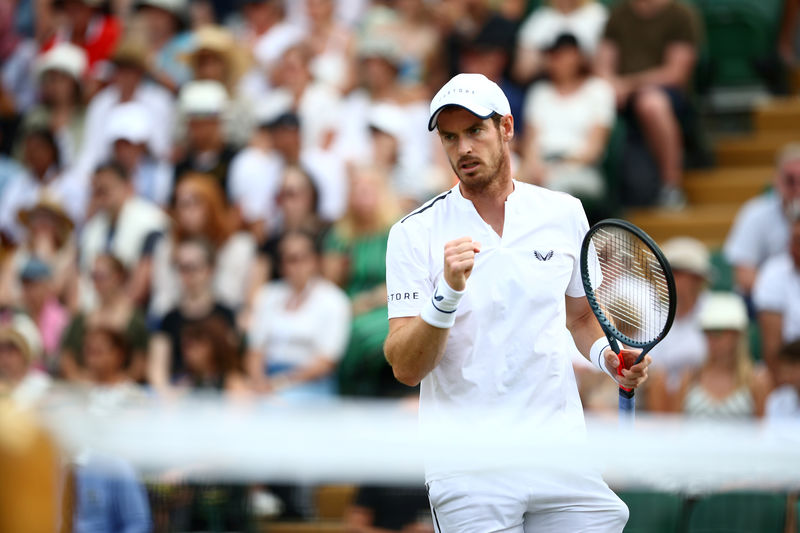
left=420, top=275, right=465, bottom=329
left=590, top=336, right=616, bottom=379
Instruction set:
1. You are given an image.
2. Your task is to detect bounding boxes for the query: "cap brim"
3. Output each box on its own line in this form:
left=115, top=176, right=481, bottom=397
left=428, top=103, right=495, bottom=131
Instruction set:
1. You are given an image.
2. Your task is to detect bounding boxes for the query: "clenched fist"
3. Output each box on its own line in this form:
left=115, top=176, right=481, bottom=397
left=443, top=237, right=481, bottom=291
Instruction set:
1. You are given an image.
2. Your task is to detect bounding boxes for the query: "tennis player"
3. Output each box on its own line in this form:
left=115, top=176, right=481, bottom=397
left=384, top=73, right=651, bottom=532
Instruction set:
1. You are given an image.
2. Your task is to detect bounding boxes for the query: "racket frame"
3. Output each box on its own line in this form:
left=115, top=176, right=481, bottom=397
left=579, top=218, right=677, bottom=404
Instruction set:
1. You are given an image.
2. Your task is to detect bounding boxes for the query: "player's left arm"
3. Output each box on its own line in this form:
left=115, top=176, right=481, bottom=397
left=565, top=295, right=651, bottom=390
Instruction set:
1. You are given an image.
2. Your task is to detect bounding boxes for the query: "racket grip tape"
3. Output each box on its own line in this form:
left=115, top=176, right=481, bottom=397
left=616, top=352, right=633, bottom=394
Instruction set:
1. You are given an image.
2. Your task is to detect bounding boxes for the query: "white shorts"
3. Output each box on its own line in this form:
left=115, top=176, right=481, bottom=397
left=425, top=467, right=628, bottom=533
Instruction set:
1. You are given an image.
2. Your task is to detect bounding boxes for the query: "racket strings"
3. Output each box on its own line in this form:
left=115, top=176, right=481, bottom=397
left=589, top=227, right=671, bottom=344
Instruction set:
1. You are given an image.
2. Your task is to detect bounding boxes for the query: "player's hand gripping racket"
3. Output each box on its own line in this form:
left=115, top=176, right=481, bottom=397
left=580, top=219, right=676, bottom=423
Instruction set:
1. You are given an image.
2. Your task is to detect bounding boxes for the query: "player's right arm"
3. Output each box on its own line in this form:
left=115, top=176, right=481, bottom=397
left=384, top=236, right=480, bottom=387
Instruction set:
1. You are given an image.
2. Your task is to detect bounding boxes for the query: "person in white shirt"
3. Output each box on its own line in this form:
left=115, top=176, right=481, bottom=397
left=753, top=212, right=800, bottom=380
left=247, top=231, right=350, bottom=399
left=521, top=33, right=614, bottom=202
left=724, top=143, right=800, bottom=296
left=0, top=314, right=50, bottom=409
left=384, top=73, right=650, bottom=532
left=646, top=237, right=710, bottom=410
left=514, top=0, right=608, bottom=83
left=79, top=162, right=168, bottom=310
left=765, top=340, right=800, bottom=419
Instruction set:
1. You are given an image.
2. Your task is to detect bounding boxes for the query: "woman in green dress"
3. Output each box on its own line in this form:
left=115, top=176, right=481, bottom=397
left=323, top=166, right=406, bottom=397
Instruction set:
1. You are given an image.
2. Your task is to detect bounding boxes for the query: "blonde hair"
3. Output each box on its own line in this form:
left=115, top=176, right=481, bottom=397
left=334, top=165, right=400, bottom=241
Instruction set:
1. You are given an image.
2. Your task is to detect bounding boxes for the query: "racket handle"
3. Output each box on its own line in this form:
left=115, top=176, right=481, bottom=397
left=619, top=388, right=635, bottom=425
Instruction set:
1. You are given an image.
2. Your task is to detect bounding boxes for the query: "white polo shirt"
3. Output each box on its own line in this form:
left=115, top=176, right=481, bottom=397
left=386, top=181, right=590, bottom=480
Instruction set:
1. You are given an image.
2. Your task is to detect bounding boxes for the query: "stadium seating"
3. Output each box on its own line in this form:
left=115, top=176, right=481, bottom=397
left=686, top=492, right=787, bottom=533
left=618, top=490, right=685, bottom=533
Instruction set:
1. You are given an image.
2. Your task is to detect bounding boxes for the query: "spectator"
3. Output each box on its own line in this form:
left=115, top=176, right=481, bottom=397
left=26, top=43, right=88, bottom=169
left=676, top=293, right=771, bottom=418
left=146, top=174, right=258, bottom=322
left=515, top=0, right=608, bottom=82
left=173, top=80, right=238, bottom=200
left=230, top=95, right=346, bottom=233
left=0, top=313, right=50, bottom=408
left=0, top=127, right=88, bottom=242
left=241, top=0, right=305, bottom=78
left=79, top=161, right=168, bottom=309
left=133, top=0, right=193, bottom=91
left=520, top=33, right=614, bottom=204
left=271, top=43, right=343, bottom=153
left=779, top=0, right=800, bottom=66
left=367, top=103, right=447, bottom=208
left=40, top=0, right=122, bottom=74
left=182, top=25, right=254, bottom=146
left=147, top=237, right=236, bottom=391
left=323, top=166, right=402, bottom=397
left=78, top=38, right=174, bottom=173
left=725, top=144, right=800, bottom=296
left=105, top=101, right=174, bottom=206
left=345, top=485, right=434, bottom=533
left=255, top=166, right=329, bottom=282
left=18, top=258, right=69, bottom=373
left=386, top=0, right=442, bottom=89
left=82, top=326, right=147, bottom=410
left=765, top=340, right=800, bottom=418
left=247, top=231, right=350, bottom=399
left=178, top=315, right=247, bottom=394
left=305, top=0, right=357, bottom=92
left=0, top=0, right=37, bottom=113
left=646, top=237, right=710, bottom=411
left=70, top=452, right=152, bottom=533
left=595, top=0, right=701, bottom=207
left=753, top=211, right=800, bottom=380
left=457, top=15, right=524, bottom=135
left=11, top=196, right=78, bottom=309
left=60, top=254, right=149, bottom=382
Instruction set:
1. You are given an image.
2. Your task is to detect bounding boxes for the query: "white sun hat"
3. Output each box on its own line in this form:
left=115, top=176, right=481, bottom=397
left=698, top=292, right=749, bottom=332
left=35, top=43, right=88, bottom=81
left=428, top=73, right=511, bottom=131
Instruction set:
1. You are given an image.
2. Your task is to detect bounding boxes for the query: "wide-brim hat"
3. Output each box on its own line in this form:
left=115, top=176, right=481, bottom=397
left=182, top=25, right=250, bottom=86
left=17, top=195, right=74, bottom=233
left=35, top=43, right=88, bottom=82
left=111, top=38, right=149, bottom=71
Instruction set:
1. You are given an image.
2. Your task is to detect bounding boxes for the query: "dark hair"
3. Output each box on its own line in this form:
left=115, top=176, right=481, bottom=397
left=85, top=326, right=131, bottom=368
left=176, top=235, right=216, bottom=267
left=95, top=252, right=129, bottom=281
left=278, top=228, right=321, bottom=259
left=778, top=340, right=800, bottom=364
left=25, top=127, right=62, bottom=170
left=94, top=159, right=130, bottom=182
left=180, top=316, right=240, bottom=376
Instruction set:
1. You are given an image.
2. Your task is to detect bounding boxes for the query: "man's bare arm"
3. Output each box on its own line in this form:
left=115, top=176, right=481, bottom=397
left=384, top=316, right=450, bottom=387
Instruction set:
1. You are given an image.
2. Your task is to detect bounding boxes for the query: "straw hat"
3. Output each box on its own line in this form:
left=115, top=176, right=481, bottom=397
left=111, top=38, right=149, bottom=71
left=0, top=314, right=43, bottom=363
left=17, top=195, right=74, bottom=235
left=184, top=25, right=249, bottom=87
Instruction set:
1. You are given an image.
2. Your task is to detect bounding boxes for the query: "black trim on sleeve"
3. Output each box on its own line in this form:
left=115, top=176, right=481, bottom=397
left=401, top=191, right=452, bottom=223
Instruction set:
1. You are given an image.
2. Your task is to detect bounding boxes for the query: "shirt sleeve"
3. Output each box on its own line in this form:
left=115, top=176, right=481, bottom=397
left=723, top=200, right=762, bottom=267
left=247, top=287, right=271, bottom=351
left=386, top=221, right=432, bottom=319
left=312, top=286, right=352, bottom=361
left=752, top=257, right=786, bottom=313
left=566, top=198, right=594, bottom=298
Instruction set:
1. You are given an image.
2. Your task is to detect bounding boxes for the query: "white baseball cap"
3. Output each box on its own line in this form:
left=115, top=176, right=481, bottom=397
left=699, top=292, right=748, bottom=332
left=35, top=43, right=88, bottom=81
left=662, top=237, right=711, bottom=279
left=428, top=73, right=511, bottom=131
left=179, top=80, right=228, bottom=116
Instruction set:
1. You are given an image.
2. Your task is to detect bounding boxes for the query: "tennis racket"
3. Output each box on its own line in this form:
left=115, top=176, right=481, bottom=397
left=579, top=219, right=676, bottom=423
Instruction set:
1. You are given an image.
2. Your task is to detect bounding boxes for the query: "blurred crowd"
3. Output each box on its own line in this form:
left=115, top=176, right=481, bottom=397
left=1, top=0, right=800, bottom=531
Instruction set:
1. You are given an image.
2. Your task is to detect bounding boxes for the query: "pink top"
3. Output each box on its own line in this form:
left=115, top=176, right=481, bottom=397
left=35, top=298, right=69, bottom=370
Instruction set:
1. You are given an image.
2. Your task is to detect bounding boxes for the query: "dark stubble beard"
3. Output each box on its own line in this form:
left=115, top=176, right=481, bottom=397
left=451, top=129, right=508, bottom=196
